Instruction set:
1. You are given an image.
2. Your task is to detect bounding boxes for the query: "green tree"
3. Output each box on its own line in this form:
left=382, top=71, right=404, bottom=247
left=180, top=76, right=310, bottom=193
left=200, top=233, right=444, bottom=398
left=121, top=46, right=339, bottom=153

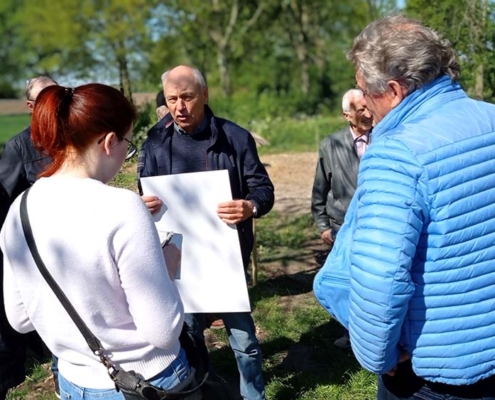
left=0, top=0, right=27, bottom=97
left=10, top=0, right=161, bottom=101
left=84, top=0, right=159, bottom=101
left=160, top=0, right=263, bottom=97
left=406, top=0, right=495, bottom=100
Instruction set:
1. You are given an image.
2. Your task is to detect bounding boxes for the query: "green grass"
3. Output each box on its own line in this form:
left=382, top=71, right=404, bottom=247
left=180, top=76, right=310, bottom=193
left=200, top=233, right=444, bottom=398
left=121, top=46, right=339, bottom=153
left=251, top=115, right=346, bottom=155
left=0, top=114, right=30, bottom=143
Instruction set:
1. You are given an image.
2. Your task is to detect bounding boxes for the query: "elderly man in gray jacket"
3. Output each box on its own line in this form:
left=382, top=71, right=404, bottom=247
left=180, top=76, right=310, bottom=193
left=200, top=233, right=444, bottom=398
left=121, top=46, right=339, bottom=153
left=311, top=88, right=372, bottom=348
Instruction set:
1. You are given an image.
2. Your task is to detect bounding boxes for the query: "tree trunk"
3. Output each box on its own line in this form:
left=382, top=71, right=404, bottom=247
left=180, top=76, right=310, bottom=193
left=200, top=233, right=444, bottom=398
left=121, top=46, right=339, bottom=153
left=298, top=50, right=310, bottom=94
left=217, top=45, right=232, bottom=96
left=118, top=56, right=133, bottom=104
left=475, top=63, right=484, bottom=99
left=288, top=0, right=310, bottom=94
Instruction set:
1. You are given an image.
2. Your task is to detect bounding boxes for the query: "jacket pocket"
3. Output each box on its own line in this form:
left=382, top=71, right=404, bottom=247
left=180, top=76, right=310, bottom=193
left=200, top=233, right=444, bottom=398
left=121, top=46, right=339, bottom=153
left=314, top=266, right=350, bottom=329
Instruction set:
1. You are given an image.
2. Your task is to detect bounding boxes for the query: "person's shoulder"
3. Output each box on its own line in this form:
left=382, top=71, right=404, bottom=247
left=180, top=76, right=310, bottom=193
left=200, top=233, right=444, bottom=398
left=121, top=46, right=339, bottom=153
left=105, top=185, right=143, bottom=205
left=212, top=115, right=254, bottom=149
left=215, top=116, right=250, bottom=136
left=320, top=128, right=348, bottom=146
left=5, top=126, right=31, bottom=149
left=146, top=115, right=173, bottom=140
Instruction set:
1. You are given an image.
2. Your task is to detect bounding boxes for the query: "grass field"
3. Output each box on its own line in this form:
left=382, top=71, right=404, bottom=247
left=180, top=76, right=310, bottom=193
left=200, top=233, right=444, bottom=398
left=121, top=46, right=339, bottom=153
left=0, top=114, right=30, bottom=143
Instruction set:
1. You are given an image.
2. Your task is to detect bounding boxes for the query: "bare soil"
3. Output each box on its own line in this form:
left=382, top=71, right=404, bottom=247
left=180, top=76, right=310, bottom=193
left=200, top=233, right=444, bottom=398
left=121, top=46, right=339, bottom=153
left=261, top=152, right=317, bottom=215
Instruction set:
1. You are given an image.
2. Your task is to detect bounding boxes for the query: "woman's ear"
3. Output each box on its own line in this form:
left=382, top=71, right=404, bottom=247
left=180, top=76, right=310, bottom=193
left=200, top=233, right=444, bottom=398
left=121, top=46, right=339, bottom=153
left=101, top=132, right=117, bottom=156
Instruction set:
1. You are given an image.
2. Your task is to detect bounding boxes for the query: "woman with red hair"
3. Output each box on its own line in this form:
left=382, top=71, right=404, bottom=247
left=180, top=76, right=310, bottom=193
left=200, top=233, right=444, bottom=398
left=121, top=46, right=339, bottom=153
left=0, top=84, right=190, bottom=399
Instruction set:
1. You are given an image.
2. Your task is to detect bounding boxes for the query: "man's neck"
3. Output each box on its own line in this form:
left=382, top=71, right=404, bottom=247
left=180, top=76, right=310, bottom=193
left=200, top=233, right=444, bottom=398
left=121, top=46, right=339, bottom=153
left=174, top=115, right=208, bottom=136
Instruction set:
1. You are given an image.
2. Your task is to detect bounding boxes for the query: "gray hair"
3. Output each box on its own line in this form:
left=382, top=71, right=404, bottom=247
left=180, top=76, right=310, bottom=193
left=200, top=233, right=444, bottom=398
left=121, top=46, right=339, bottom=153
left=26, top=76, right=58, bottom=101
left=348, top=15, right=460, bottom=95
left=342, top=89, right=364, bottom=113
left=161, top=66, right=207, bottom=89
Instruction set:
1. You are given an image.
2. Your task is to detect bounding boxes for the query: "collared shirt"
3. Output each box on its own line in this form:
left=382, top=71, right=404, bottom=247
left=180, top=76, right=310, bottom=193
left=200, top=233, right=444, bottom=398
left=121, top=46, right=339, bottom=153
left=350, top=128, right=370, bottom=159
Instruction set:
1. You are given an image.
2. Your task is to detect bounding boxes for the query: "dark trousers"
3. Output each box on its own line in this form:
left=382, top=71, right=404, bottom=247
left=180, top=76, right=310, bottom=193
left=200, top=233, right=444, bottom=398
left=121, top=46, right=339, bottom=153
left=0, top=261, right=26, bottom=393
left=377, top=360, right=495, bottom=400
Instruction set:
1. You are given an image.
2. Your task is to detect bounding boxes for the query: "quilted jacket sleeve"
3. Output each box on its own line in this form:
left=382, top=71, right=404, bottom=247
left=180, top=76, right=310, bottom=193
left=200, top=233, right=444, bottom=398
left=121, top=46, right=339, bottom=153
left=348, top=137, right=426, bottom=374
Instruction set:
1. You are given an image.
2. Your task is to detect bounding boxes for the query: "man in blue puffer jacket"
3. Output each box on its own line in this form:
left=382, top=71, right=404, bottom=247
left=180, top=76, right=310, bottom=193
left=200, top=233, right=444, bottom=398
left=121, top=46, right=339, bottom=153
left=318, top=15, right=495, bottom=399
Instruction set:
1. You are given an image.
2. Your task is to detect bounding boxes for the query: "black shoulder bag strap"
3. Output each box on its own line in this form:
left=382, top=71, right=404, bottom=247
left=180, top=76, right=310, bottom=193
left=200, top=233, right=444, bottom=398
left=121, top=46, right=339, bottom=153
left=19, top=188, right=207, bottom=400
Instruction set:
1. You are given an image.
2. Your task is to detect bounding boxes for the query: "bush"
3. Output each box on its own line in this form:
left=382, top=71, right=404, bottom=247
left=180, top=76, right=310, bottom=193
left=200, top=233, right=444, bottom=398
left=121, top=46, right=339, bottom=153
left=132, top=101, right=156, bottom=150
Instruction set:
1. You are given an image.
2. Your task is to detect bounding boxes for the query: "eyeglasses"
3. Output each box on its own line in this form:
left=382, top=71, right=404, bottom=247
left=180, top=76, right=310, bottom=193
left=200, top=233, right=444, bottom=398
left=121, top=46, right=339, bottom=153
left=123, top=138, right=137, bottom=161
left=97, top=134, right=137, bottom=161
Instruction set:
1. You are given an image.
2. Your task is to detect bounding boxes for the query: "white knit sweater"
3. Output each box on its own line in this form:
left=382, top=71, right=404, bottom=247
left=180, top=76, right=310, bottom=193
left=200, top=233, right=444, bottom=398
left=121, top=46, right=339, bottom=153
left=1, top=177, right=184, bottom=389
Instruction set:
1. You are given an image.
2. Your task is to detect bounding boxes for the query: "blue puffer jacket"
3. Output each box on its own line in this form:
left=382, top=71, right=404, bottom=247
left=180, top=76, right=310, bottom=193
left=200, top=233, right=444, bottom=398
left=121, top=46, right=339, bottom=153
left=341, top=76, right=495, bottom=384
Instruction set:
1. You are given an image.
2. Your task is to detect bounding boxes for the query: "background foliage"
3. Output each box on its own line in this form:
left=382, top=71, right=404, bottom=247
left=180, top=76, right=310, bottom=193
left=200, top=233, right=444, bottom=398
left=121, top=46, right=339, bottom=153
left=2, top=1, right=495, bottom=116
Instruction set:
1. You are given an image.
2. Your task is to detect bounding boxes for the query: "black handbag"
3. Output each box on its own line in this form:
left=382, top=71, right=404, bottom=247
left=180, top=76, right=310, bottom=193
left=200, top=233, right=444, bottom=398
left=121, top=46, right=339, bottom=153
left=19, top=189, right=207, bottom=400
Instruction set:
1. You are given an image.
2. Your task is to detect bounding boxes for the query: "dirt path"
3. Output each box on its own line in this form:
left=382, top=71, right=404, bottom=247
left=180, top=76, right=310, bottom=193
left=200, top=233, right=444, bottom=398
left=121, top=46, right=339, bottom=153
left=261, top=152, right=318, bottom=215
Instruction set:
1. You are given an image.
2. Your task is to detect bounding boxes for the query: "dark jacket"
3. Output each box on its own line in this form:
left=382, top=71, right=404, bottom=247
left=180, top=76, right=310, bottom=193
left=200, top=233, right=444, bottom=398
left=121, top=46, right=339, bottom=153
left=0, top=126, right=51, bottom=206
left=311, top=128, right=360, bottom=234
left=0, top=127, right=50, bottom=390
left=138, top=106, right=274, bottom=268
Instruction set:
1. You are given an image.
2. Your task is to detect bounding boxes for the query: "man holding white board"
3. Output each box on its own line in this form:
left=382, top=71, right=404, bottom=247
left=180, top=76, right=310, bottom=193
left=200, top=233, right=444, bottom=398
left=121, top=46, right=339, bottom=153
left=138, top=65, right=274, bottom=400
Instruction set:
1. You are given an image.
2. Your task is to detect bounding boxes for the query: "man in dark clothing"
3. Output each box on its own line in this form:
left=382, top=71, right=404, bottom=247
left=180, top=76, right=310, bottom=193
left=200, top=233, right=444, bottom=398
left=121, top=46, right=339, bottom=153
left=0, top=76, right=57, bottom=201
left=0, top=76, right=57, bottom=399
left=138, top=65, right=274, bottom=400
left=311, top=88, right=372, bottom=348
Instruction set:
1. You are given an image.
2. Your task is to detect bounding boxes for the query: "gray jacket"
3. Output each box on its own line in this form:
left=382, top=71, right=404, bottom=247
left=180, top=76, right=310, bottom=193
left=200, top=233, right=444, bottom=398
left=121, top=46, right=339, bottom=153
left=311, top=128, right=360, bottom=234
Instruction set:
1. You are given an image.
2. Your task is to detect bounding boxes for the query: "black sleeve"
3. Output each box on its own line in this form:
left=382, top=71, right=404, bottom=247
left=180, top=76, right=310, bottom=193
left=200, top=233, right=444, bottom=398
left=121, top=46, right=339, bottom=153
left=311, top=141, right=331, bottom=233
left=0, top=140, right=29, bottom=206
left=242, top=133, right=274, bottom=217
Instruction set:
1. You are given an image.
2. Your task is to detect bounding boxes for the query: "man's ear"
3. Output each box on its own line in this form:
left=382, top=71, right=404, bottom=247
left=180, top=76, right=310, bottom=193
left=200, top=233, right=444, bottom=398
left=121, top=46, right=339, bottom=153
left=27, top=101, right=35, bottom=113
left=343, top=111, right=351, bottom=122
left=203, top=87, right=209, bottom=104
left=388, top=80, right=408, bottom=108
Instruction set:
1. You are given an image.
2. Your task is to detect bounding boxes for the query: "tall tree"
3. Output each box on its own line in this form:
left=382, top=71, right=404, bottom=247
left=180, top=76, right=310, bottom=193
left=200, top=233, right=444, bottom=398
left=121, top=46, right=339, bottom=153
left=0, top=0, right=28, bottom=97
left=269, top=0, right=372, bottom=96
left=85, top=0, right=159, bottom=101
left=12, top=0, right=160, bottom=101
left=406, top=0, right=495, bottom=100
left=164, top=0, right=263, bottom=96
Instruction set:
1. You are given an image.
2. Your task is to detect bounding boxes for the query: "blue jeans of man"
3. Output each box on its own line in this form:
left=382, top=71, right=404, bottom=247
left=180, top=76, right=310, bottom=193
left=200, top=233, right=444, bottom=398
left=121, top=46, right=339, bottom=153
left=185, top=312, right=265, bottom=400
left=58, top=347, right=189, bottom=400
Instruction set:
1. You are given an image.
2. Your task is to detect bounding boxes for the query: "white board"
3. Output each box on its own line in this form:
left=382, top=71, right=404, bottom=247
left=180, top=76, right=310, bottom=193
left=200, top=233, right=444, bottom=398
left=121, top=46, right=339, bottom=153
left=140, top=170, right=251, bottom=313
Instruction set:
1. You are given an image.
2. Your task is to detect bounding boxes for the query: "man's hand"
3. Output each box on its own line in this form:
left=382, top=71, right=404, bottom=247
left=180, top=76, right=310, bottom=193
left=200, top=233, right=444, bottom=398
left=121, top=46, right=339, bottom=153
left=217, top=200, right=255, bottom=224
left=321, top=229, right=334, bottom=245
left=386, top=351, right=410, bottom=376
left=141, top=195, right=163, bottom=215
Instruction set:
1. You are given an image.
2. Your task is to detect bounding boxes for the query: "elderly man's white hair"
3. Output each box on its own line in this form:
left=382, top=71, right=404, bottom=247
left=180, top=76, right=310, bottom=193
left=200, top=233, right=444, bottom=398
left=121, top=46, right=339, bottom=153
left=160, top=66, right=207, bottom=89
left=342, top=88, right=364, bottom=113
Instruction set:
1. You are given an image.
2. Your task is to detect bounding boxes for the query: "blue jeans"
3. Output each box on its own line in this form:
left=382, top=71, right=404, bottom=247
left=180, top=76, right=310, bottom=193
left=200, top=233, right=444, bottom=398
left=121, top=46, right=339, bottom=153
left=52, top=354, right=59, bottom=377
left=185, top=312, right=265, bottom=400
left=377, top=374, right=495, bottom=400
left=58, top=347, right=189, bottom=399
